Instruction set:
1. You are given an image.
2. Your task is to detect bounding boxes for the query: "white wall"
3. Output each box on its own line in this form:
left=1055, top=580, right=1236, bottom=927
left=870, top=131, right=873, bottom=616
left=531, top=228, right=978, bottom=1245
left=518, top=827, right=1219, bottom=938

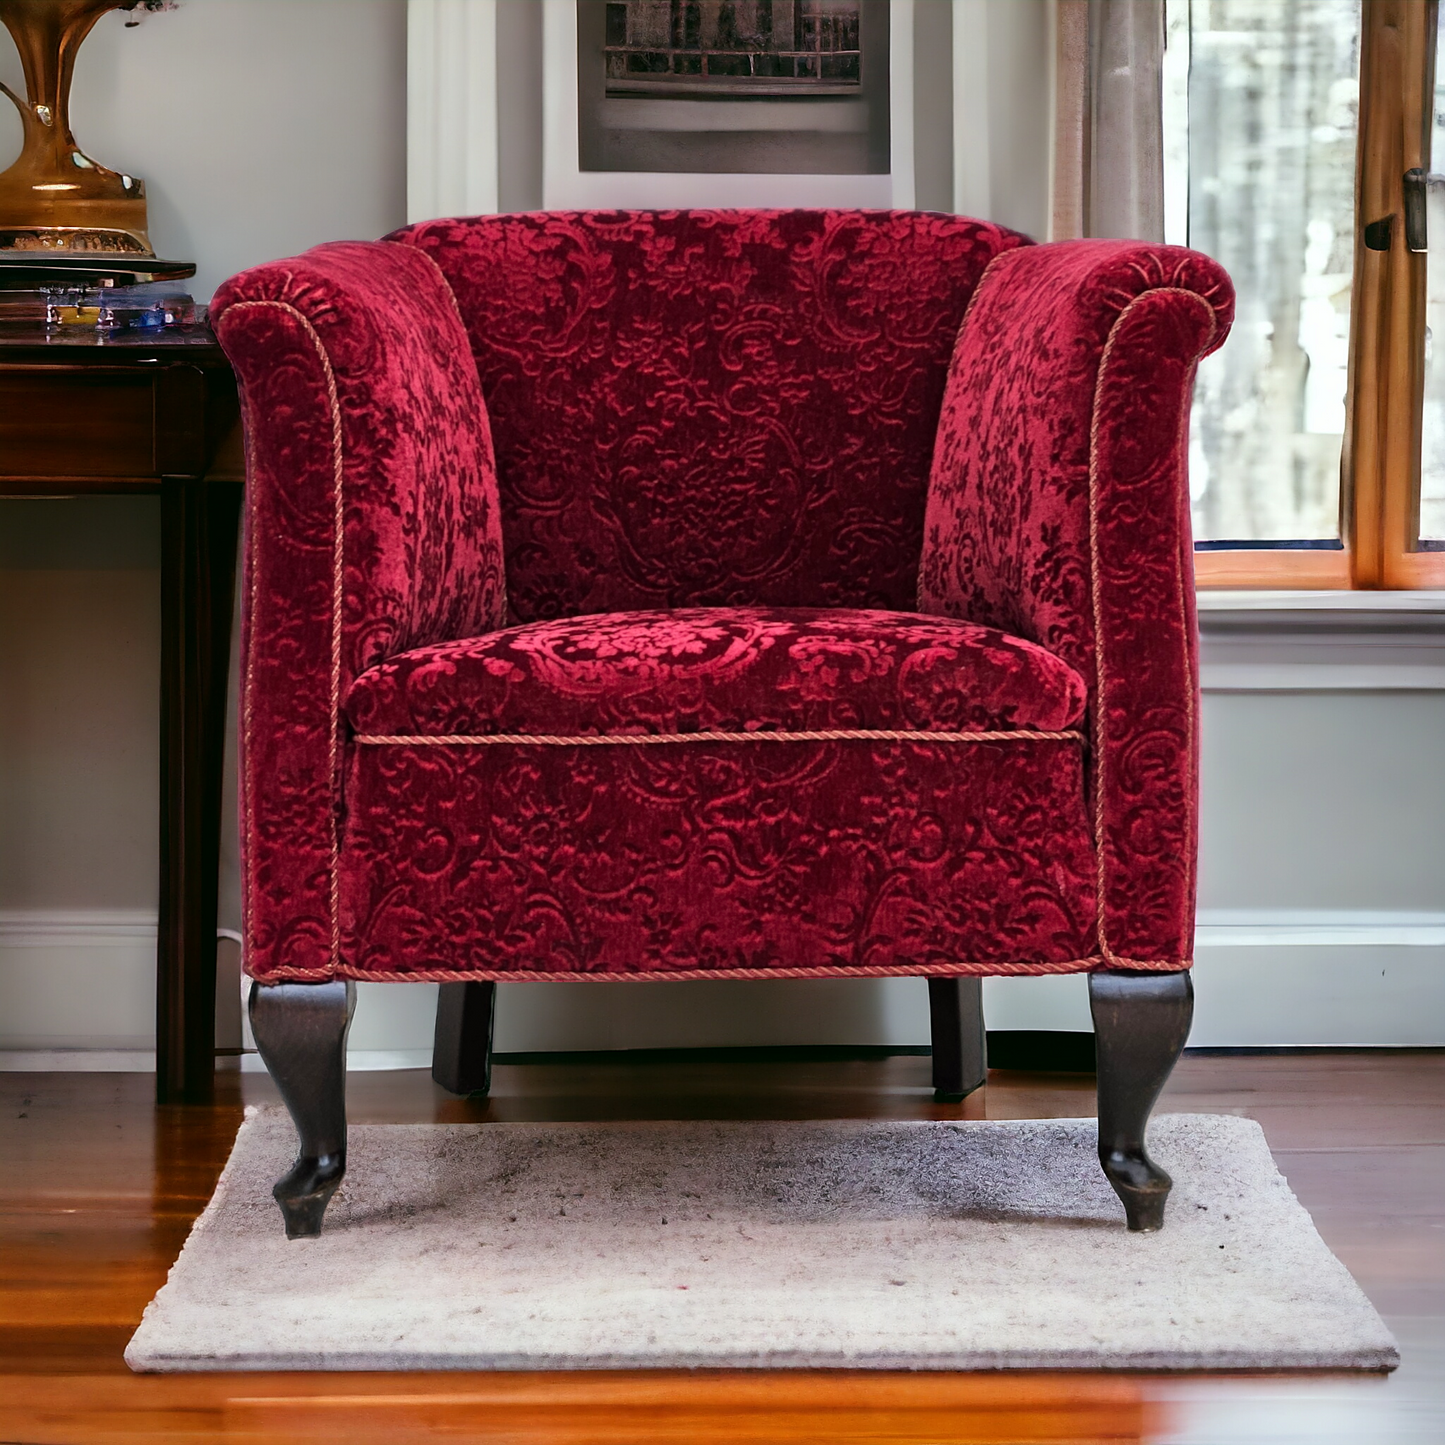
left=3, top=0, right=1441, bottom=1065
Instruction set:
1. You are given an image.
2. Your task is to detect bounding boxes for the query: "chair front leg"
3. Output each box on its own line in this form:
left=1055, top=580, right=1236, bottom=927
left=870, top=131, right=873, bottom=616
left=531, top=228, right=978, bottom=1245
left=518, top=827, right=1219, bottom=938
left=1089, top=969, right=1193, bottom=1231
left=928, top=976, right=987, bottom=1101
left=247, top=979, right=355, bottom=1238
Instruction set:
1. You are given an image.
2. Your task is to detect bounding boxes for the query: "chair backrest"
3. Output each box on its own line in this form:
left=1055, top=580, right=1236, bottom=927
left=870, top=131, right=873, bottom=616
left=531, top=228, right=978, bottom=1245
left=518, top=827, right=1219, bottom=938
left=390, top=210, right=1027, bottom=621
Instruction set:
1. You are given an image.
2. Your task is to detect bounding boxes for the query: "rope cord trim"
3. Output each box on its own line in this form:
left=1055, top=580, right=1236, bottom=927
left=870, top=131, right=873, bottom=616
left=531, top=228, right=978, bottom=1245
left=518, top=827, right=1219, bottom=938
left=353, top=727, right=1085, bottom=748
left=250, top=954, right=1193, bottom=985
left=1086, top=285, right=1217, bottom=967
left=221, top=297, right=347, bottom=972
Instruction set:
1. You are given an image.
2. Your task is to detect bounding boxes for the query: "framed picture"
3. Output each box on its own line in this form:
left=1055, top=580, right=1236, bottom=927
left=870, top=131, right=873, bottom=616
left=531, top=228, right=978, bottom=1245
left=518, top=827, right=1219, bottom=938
left=577, top=0, right=890, bottom=174
left=541, top=0, right=904, bottom=209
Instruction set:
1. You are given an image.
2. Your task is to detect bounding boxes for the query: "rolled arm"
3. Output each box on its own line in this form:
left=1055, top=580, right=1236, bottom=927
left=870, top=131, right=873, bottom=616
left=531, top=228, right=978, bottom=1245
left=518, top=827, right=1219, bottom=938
left=919, top=240, right=1234, bottom=970
left=212, top=241, right=506, bottom=979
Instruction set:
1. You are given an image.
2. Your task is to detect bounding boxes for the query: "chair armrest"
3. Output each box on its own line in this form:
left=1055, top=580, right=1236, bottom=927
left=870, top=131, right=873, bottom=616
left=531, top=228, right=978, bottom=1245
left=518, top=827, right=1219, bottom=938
left=211, top=241, right=506, bottom=979
left=919, top=240, right=1233, bottom=970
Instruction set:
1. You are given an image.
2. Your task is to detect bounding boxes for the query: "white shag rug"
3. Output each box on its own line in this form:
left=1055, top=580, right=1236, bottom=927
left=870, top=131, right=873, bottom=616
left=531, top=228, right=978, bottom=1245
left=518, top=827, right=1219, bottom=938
left=126, top=1109, right=1397, bottom=1373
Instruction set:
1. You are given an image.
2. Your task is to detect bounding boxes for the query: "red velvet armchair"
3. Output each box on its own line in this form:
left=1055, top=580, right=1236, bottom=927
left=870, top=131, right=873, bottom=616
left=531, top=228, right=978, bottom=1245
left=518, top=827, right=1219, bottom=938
left=213, top=210, right=1232, bottom=1239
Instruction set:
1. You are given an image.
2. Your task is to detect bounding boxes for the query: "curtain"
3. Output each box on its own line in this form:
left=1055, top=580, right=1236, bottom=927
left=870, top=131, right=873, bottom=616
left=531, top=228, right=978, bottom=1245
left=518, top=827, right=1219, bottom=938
left=1053, top=0, right=1165, bottom=242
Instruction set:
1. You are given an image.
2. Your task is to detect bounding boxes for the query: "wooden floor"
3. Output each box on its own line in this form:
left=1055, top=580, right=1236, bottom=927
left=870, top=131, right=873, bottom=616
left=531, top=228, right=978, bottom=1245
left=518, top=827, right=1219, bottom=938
left=2, top=1052, right=1441, bottom=1443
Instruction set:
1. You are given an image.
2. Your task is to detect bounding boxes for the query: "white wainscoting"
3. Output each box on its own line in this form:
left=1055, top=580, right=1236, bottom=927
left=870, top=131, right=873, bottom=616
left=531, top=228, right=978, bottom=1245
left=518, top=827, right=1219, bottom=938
left=0, top=911, right=156, bottom=1057
left=4, top=908, right=1442, bottom=1068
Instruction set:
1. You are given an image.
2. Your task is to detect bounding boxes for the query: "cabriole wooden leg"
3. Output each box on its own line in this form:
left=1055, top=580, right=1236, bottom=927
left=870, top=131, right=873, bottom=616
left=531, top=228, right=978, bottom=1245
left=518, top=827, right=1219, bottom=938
left=928, top=976, right=987, bottom=1102
left=1089, top=969, right=1194, bottom=1231
left=432, top=981, right=496, bottom=1096
left=247, top=980, right=355, bottom=1238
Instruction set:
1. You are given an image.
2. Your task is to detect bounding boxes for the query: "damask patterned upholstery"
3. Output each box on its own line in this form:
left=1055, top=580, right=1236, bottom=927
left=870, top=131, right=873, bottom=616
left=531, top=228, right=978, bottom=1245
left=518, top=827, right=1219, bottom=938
left=343, top=608, right=1088, bottom=739
left=392, top=209, right=1023, bottom=619
left=210, top=210, right=1232, bottom=986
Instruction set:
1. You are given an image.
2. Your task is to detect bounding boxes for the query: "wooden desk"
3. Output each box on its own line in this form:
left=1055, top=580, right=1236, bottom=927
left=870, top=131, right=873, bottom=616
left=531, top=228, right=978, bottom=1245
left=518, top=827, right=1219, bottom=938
left=0, top=324, right=240, bottom=1104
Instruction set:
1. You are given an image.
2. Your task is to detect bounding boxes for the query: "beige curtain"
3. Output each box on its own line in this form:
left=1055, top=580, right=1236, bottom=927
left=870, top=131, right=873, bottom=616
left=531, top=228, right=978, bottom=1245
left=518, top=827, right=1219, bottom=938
left=1053, top=0, right=1165, bottom=242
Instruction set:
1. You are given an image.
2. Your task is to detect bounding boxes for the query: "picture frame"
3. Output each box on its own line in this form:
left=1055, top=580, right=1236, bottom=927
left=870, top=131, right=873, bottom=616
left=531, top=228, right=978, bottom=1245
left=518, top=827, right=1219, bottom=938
left=576, top=0, right=891, bottom=175
left=541, top=0, right=909, bottom=209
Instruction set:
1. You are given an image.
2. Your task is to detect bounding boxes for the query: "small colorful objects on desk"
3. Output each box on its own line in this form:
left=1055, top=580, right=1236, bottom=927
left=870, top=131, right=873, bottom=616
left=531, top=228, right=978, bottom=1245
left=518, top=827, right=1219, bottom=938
left=0, top=283, right=196, bottom=332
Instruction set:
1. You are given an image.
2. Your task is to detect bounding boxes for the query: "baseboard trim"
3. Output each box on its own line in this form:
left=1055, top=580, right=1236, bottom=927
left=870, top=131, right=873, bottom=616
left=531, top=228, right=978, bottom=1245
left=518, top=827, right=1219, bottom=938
left=0, top=1049, right=157, bottom=1071
left=1184, top=1045, right=1445, bottom=1056
left=490, top=1043, right=934, bottom=1066
left=1195, top=912, right=1445, bottom=948
left=0, top=909, right=156, bottom=947
left=238, top=1050, right=436, bottom=1073
left=5, top=911, right=1443, bottom=1056
left=5, top=910, right=1439, bottom=951
left=8, top=1038, right=1441, bottom=1076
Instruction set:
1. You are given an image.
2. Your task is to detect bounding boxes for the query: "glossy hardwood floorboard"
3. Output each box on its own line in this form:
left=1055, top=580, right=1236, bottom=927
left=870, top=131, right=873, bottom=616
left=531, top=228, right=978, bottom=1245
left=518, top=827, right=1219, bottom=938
left=1, top=1052, right=1440, bottom=1443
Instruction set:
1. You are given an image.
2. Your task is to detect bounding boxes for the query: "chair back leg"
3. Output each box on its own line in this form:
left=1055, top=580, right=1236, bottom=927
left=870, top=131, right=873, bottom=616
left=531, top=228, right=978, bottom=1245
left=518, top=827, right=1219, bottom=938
left=1089, top=969, right=1193, bottom=1231
left=928, top=976, right=987, bottom=1101
left=432, top=980, right=497, bottom=1096
left=247, top=979, right=355, bottom=1238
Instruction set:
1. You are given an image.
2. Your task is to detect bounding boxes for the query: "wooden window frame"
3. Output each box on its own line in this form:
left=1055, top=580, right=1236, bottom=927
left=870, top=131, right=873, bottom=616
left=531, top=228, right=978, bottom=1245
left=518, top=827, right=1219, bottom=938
left=1193, top=0, right=1445, bottom=590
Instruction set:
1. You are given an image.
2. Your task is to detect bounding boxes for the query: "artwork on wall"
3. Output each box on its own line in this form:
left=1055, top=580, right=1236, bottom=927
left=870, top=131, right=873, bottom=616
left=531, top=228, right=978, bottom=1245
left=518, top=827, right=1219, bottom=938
left=405, top=0, right=916, bottom=216
left=576, top=0, right=890, bottom=175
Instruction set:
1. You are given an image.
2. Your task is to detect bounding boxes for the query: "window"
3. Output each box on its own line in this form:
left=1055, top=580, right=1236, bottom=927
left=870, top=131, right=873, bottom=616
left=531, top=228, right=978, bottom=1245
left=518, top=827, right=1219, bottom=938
left=1166, top=0, right=1445, bottom=588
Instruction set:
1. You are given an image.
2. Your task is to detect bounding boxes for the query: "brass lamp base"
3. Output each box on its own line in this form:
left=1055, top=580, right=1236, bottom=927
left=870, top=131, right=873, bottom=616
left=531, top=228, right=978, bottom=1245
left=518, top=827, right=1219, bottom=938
left=1, top=225, right=151, bottom=253
left=0, top=1, right=166, bottom=260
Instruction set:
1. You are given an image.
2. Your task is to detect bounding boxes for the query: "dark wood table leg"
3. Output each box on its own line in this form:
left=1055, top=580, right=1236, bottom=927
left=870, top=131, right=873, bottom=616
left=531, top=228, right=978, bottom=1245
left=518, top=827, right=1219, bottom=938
left=156, top=464, right=242, bottom=1104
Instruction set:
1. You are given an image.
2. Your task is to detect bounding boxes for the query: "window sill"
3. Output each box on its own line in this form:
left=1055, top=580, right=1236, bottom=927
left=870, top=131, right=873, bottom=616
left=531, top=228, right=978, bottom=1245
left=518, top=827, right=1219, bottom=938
left=1197, top=588, right=1445, bottom=614
left=1196, top=590, right=1445, bottom=691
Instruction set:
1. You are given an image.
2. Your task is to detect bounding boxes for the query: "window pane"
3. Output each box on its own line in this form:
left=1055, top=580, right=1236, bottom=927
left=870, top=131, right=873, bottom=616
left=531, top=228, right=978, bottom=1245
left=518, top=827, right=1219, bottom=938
left=1174, top=0, right=1359, bottom=543
left=1420, top=4, right=1445, bottom=546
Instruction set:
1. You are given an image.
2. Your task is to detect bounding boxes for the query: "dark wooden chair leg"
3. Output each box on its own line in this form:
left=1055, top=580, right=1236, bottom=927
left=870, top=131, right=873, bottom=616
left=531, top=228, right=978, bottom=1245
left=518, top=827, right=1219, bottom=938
left=928, top=976, right=987, bottom=1102
left=432, top=981, right=496, bottom=1096
left=247, top=979, right=355, bottom=1239
left=1089, top=969, right=1193, bottom=1232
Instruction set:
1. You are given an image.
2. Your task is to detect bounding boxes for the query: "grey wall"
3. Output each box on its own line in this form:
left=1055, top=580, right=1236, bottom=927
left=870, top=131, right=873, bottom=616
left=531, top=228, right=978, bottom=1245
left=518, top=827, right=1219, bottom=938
left=0, top=501, right=160, bottom=916
left=497, top=0, right=545, bottom=212
left=912, top=0, right=955, bottom=212
left=1200, top=692, right=1444, bottom=914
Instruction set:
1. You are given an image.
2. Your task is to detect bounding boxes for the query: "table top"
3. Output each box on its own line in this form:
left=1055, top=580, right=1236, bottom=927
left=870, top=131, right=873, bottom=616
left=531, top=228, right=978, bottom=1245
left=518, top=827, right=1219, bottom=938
left=0, top=320, right=228, bottom=365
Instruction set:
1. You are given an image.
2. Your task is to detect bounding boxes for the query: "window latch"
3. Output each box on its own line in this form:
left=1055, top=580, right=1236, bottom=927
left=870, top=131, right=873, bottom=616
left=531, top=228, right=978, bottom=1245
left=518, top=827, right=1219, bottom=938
left=1404, top=168, right=1429, bottom=253
left=1365, top=171, right=1443, bottom=253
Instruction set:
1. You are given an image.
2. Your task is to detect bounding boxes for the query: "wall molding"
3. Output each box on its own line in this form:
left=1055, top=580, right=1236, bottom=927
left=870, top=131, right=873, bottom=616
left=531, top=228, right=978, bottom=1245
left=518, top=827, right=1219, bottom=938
left=1198, top=591, right=1445, bottom=690
left=10, top=909, right=1439, bottom=951
left=0, top=908, right=156, bottom=948
left=1195, top=910, right=1445, bottom=948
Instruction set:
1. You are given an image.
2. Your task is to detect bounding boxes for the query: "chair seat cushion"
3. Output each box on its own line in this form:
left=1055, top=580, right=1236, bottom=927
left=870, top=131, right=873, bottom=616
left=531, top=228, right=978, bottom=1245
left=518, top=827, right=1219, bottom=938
left=343, top=607, right=1087, bottom=740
